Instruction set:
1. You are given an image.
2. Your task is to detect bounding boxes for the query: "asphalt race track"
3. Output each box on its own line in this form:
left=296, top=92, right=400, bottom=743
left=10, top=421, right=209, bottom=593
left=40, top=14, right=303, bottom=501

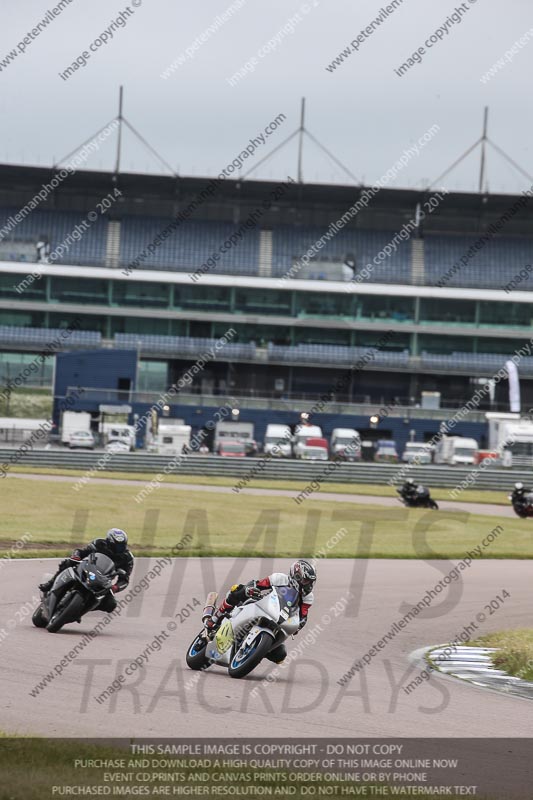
left=2, top=557, right=533, bottom=739
left=8, top=471, right=516, bottom=518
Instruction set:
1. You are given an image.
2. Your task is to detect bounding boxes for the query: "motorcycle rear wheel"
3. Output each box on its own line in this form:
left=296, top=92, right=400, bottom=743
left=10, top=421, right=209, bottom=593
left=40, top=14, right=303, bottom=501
left=186, top=633, right=210, bottom=670
left=47, top=592, right=85, bottom=633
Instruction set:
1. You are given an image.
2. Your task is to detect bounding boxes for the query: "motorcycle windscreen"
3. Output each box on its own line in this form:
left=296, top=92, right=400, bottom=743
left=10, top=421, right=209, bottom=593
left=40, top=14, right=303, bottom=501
left=79, top=553, right=115, bottom=590
left=273, top=586, right=299, bottom=622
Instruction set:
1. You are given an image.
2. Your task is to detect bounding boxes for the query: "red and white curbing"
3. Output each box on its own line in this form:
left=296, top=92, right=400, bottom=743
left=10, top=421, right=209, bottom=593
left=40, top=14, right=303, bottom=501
left=416, top=644, right=533, bottom=700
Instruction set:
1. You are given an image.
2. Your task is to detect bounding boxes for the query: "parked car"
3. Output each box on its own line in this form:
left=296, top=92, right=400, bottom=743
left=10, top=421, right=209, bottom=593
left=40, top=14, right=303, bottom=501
left=69, top=430, right=95, bottom=450
left=401, top=442, right=432, bottom=464
left=217, top=439, right=246, bottom=457
left=244, top=439, right=259, bottom=456
left=105, top=440, right=130, bottom=454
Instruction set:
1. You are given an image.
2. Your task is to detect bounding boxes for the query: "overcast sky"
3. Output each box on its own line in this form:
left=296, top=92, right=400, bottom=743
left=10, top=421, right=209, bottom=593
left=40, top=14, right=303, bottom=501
left=1, top=0, right=532, bottom=194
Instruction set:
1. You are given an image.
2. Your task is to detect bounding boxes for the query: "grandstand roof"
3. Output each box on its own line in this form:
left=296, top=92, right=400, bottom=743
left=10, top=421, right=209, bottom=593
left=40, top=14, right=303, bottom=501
left=1, top=163, right=532, bottom=236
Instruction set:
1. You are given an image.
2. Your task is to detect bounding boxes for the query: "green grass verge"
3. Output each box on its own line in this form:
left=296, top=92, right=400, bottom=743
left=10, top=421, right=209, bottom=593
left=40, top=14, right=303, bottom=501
left=472, top=629, right=533, bottom=681
left=7, top=464, right=512, bottom=505
left=0, top=475, right=525, bottom=560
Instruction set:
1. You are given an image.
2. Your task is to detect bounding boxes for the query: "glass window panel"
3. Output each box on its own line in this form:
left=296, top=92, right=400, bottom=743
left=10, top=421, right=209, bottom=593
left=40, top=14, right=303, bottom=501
left=49, top=313, right=106, bottom=333
left=137, top=360, right=168, bottom=392
left=359, top=295, right=415, bottom=322
left=110, top=317, right=170, bottom=335
left=174, top=285, right=231, bottom=312
left=295, top=292, right=353, bottom=318
left=112, top=281, right=169, bottom=308
left=419, top=298, right=476, bottom=324
left=478, top=301, right=532, bottom=328
left=0, top=271, right=46, bottom=300
left=50, top=277, right=109, bottom=304
left=234, top=288, right=291, bottom=315
left=294, top=328, right=351, bottom=345
left=0, top=310, right=46, bottom=327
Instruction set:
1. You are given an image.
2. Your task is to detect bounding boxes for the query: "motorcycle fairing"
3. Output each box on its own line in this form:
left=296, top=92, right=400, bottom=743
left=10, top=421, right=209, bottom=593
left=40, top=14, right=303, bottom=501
left=215, top=619, right=234, bottom=654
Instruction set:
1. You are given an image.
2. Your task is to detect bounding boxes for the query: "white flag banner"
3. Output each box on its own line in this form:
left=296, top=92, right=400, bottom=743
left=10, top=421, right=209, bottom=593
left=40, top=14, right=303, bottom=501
left=505, top=359, right=521, bottom=413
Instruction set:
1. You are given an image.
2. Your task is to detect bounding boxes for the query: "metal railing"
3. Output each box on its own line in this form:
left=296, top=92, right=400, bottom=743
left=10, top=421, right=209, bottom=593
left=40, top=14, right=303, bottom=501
left=0, top=448, right=522, bottom=491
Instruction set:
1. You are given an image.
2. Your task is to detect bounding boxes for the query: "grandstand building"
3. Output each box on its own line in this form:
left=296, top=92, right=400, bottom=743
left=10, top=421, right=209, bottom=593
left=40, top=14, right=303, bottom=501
left=1, top=162, right=532, bottom=448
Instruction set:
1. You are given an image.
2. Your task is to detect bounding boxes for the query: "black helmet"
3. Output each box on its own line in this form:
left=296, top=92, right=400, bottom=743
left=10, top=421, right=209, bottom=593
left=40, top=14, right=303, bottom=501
left=289, top=559, right=316, bottom=592
left=106, top=528, right=128, bottom=554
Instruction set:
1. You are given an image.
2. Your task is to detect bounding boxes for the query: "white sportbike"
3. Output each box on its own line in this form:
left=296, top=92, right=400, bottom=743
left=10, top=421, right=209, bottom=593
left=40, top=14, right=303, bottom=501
left=186, top=585, right=300, bottom=679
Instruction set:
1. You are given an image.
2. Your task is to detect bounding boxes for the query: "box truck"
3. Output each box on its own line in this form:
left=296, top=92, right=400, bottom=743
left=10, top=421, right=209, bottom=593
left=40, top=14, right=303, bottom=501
left=434, top=436, right=479, bottom=466
left=292, top=424, right=323, bottom=458
left=61, top=411, right=91, bottom=445
left=263, top=424, right=292, bottom=458
left=330, top=428, right=361, bottom=461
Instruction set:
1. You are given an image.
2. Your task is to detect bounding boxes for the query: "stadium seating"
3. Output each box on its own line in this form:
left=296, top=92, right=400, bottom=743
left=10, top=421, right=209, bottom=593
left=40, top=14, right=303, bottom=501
left=0, top=207, right=107, bottom=266
left=114, top=333, right=256, bottom=359
left=119, top=218, right=260, bottom=275
left=420, top=350, right=533, bottom=376
left=267, top=343, right=411, bottom=368
left=424, top=234, right=533, bottom=290
left=2, top=202, right=532, bottom=293
left=271, top=226, right=412, bottom=283
left=0, top=325, right=101, bottom=347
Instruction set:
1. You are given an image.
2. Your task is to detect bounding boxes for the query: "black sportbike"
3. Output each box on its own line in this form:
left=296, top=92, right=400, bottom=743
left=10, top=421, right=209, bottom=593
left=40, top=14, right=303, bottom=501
left=509, top=491, right=533, bottom=519
left=33, top=552, right=118, bottom=633
left=397, top=485, right=439, bottom=510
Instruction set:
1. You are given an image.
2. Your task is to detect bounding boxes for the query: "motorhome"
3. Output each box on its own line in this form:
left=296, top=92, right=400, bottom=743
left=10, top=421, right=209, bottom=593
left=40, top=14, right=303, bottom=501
left=149, top=424, right=191, bottom=456
left=214, top=421, right=254, bottom=451
left=101, top=423, right=136, bottom=451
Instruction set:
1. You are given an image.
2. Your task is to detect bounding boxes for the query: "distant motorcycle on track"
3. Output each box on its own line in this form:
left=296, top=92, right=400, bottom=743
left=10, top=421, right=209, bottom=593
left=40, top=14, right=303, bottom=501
left=397, top=483, right=439, bottom=510
left=509, top=484, right=533, bottom=519
left=33, top=552, right=119, bottom=633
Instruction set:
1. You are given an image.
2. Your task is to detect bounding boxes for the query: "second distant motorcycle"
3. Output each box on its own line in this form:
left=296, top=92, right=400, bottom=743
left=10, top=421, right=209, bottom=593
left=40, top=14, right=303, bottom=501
left=397, top=479, right=439, bottom=510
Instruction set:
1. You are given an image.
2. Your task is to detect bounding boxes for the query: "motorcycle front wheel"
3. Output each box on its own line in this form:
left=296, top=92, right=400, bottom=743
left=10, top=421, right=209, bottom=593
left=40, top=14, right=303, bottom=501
left=32, top=603, right=47, bottom=628
left=428, top=500, right=439, bottom=510
left=47, top=592, right=85, bottom=633
left=228, top=631, right=273, bottom=679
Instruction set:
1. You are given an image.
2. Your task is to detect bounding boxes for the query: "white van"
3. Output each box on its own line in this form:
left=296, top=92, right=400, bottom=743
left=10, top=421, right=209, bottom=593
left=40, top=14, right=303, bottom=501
left=263, top=424, right=292, bottom=457
left=293, top=424, right=323, bottom=459
left=330, top=428, right=361, bottom=461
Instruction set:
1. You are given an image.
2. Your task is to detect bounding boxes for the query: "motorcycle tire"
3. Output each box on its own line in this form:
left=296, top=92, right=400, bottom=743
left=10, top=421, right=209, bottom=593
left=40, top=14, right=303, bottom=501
left=228, top=631, right=274, bottom=679
left=32, top=603, right=47, bottom=628
left=47, top=592, right=85, bottom=633
left=429, top=500, right=439, bottom=510
left=186, top=633, right=210, bottom=670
